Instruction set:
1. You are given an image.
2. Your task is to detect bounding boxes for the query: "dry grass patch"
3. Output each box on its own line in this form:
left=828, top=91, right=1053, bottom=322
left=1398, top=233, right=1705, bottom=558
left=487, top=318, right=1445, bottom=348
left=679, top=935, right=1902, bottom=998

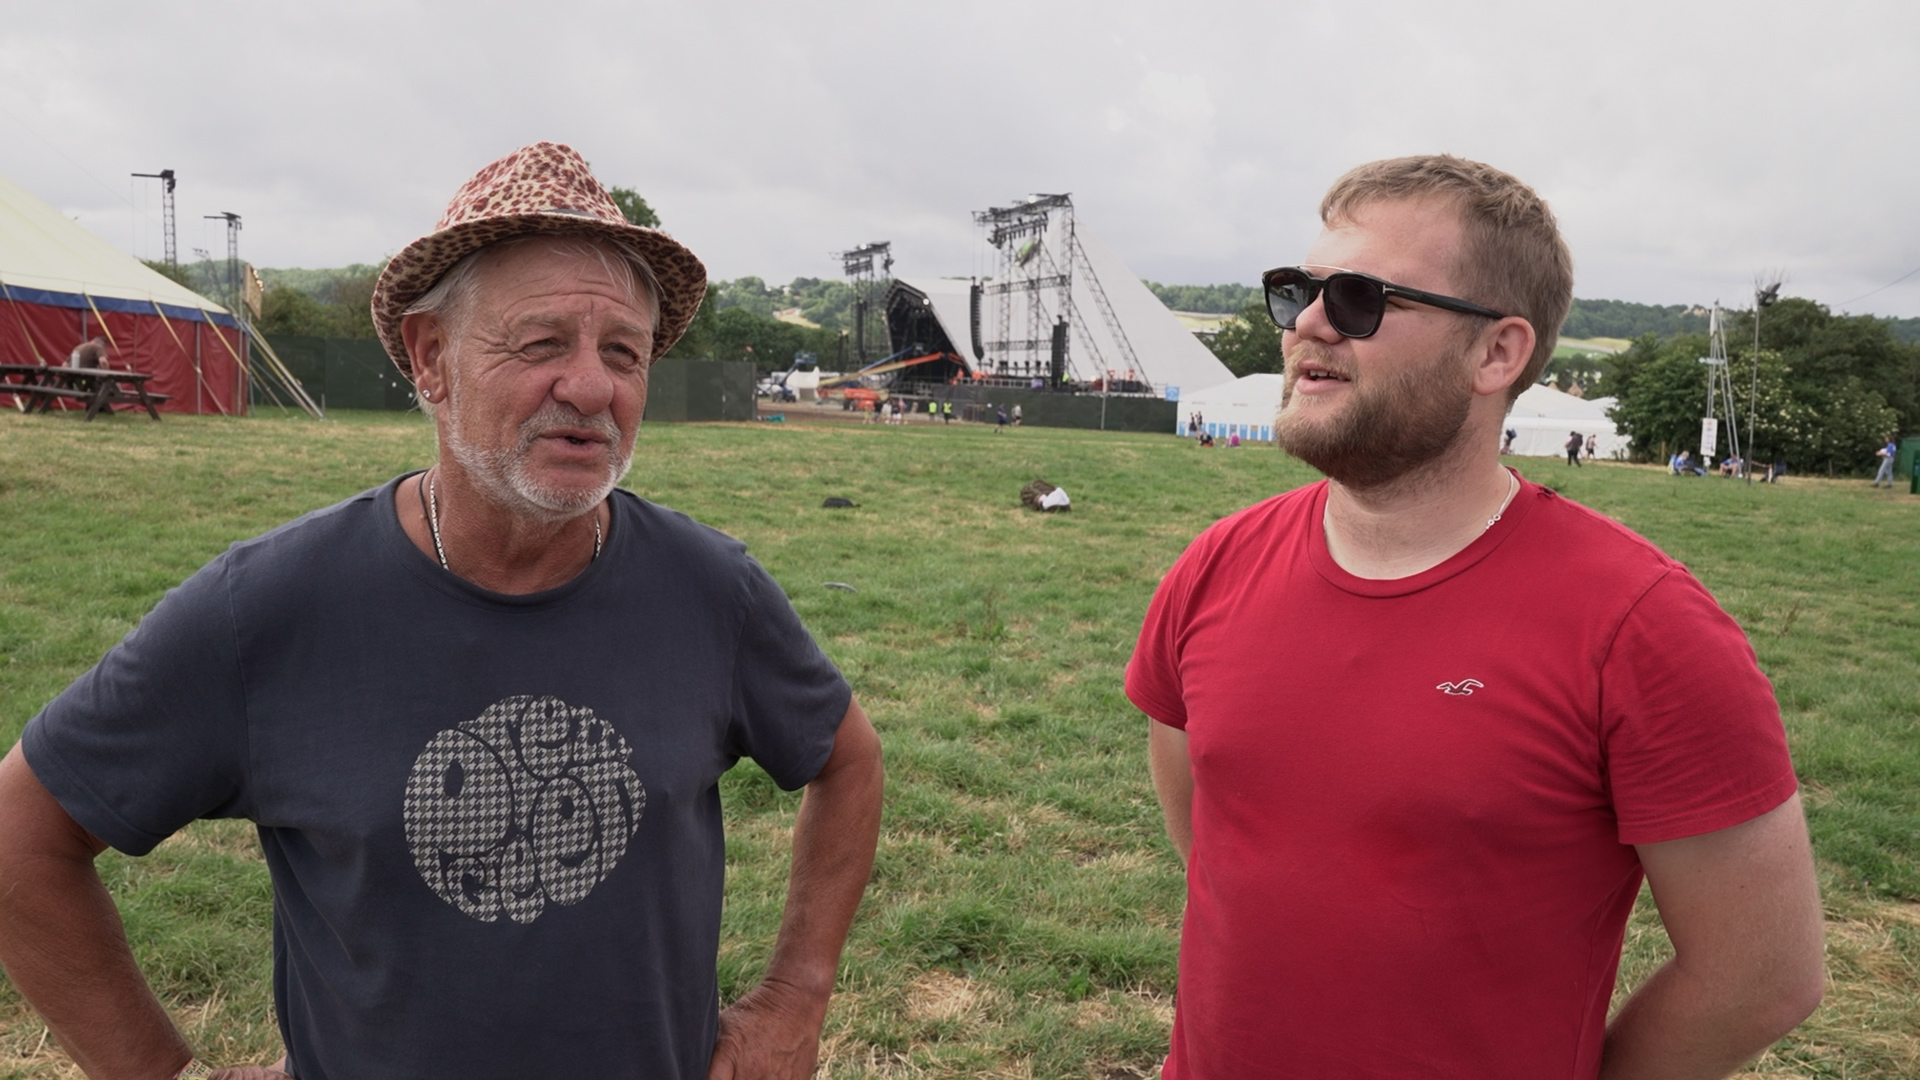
left=907, top=971, right=990, bottom=1024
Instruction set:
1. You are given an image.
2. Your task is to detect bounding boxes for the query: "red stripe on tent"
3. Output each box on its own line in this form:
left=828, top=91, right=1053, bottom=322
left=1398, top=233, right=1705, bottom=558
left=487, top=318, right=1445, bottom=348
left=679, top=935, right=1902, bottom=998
left=1, top=297, right=244, bottom=415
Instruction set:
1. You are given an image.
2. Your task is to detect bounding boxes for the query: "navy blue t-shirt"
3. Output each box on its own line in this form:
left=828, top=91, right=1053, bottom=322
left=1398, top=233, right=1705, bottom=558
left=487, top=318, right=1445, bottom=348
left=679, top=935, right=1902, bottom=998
left=23, top=476, right=852, bottom=1079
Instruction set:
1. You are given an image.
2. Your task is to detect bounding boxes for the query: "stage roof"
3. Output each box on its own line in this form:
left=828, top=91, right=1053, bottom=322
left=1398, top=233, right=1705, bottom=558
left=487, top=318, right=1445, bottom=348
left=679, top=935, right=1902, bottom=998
left=891, top=210, right=1233, bottom=398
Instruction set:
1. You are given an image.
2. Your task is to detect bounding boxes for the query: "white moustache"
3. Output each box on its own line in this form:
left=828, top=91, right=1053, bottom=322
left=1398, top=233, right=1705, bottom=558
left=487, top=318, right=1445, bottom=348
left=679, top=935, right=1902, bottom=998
left=517, top=405, right=622, bottom=449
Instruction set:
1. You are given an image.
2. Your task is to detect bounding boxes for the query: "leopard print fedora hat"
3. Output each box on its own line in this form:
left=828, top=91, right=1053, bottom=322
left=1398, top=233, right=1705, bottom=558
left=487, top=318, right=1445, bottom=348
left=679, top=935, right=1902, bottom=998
left=371, top=142, right=707, bottom=379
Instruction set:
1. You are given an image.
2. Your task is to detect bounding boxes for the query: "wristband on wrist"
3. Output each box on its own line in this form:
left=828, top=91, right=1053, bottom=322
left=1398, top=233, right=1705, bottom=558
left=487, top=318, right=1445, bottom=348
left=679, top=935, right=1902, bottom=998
left=174, top=1059, right=213, bottom=1080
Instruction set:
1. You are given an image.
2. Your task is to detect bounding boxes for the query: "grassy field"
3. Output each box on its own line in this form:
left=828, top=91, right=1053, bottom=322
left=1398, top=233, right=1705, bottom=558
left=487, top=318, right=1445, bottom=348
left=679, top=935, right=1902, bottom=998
left=1558, top=336, right=1633, bottom=355
left=1, top=408, right=1916, bottom=1078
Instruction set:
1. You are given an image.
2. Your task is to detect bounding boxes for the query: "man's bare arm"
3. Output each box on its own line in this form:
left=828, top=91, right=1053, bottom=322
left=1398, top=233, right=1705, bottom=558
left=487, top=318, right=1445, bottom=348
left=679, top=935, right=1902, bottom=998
left=707, top=697, right=884, bottom=1080
left=1147, top=719, right=1193, bottom=867
left=0, top=742, right=195, bottom=1079
left=1601, top=793, right=1826, bottom=1080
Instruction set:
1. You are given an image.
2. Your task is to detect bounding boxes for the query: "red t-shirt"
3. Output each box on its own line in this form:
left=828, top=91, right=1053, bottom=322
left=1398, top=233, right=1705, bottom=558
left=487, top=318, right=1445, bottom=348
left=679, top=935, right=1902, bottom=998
left=1125, top=476, right=1796, bottom=1080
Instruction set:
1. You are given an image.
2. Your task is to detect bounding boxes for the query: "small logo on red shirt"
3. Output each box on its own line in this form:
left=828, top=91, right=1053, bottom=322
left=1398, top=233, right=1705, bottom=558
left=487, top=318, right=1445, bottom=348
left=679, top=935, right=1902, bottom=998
left=1436, top=679, right=1484, bottom=696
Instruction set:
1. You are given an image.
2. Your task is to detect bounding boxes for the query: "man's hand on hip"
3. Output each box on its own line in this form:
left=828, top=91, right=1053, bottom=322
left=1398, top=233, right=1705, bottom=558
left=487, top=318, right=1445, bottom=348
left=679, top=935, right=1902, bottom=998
left=708, top=698, right=881, bottom=1080
left=706, top=977, right=829, bottom=1080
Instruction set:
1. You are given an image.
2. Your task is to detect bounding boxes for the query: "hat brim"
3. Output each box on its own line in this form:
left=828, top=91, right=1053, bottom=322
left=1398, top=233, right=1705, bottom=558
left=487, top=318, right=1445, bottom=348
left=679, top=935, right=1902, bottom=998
left=371, top=212, right=708, bottom=380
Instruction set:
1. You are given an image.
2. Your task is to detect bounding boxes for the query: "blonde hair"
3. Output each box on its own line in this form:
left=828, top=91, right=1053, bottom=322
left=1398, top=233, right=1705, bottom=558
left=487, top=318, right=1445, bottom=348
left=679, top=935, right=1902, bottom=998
left=1322, top=155, right=1572, bottom=401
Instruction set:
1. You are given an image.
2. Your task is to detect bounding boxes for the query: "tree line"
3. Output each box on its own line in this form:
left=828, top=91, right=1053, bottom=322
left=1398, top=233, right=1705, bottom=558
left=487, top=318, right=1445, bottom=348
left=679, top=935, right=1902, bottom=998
left=1194, top=289, right=1916, bottom=475
left=228, top=182, right=1920, bottom=469
left=1144, top=282, right=1261, bottom=314
left=1607, top=300, right=1916, bottom=473
left=1186, top=295, right=1737, bottom=383
left=240, top=256, right=1920, bottom=470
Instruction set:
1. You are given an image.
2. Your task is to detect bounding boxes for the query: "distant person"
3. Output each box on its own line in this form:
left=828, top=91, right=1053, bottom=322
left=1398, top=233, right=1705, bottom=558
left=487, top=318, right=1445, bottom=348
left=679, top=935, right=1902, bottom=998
left=928, top=400, right=938, bottom=421
left=1131, top=154, right=1820, bottom=1080
left=941, top=401, right=953, bottom=424
left=994, top=405, right=1009, bottom=432
left=1765, top=457, right=1789, bottom=483
left=1012, top=403, right=1023, bottom=426
left=0, top=141, right=882, bottom=1080
left=1227, top=430, right=1241, bottom=448
left=1501, top=427, right=1516, bottom=453
left=1872, top=436, right=1897, bottom=487
left=1565, top=429, right=1583, bottom=467
left=1198, top=431, right=1214, bottom=447
left=66, top=336, right=109, bottom=370
left=1720, top=454, right=1743, bottom=478
left=1584, top=433, right=1597, bottom=461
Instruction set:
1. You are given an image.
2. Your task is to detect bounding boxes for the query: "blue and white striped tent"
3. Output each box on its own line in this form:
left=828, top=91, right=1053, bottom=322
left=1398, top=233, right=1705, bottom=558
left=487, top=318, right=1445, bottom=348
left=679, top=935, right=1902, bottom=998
left=1175, top=372, right=1283, bottom=442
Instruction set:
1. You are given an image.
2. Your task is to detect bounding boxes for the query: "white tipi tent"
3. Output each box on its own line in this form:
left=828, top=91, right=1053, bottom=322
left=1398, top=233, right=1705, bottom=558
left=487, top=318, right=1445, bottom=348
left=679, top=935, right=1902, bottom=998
left=1168, top=377, right=1630, bottom=456
left=1504, top=383, right=1626, bottom=458
left=1176, top=373, right=1284, bottom=441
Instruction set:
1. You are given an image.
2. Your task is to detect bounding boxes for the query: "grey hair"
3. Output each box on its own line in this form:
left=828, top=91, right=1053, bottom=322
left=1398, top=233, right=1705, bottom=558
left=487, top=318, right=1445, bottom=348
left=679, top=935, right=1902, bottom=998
left=403, top=232, right=665, bottom=415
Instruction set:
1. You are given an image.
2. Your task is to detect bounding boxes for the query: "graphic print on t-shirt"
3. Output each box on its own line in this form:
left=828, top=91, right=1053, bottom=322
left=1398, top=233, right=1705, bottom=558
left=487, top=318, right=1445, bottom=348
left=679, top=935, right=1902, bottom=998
left=402, top=694, right=646, bottom=924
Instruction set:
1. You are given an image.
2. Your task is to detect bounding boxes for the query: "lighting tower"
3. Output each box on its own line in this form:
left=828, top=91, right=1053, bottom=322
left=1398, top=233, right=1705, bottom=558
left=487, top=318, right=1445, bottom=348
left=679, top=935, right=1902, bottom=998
left=205, top=212, right=242, bottom=318
left=835, top=241, right=892, bottom=367
left=972, top=193, right=1139, bottom=389
left=132, top=169, right=178, bottom=267
left=974, top=194, right=1071, bottom=379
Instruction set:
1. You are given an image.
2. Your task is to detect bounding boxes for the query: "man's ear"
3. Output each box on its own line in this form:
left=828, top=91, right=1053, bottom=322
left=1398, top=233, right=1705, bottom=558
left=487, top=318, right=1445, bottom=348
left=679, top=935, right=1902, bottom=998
left=401, top=312, right=448, bottom=402
left=1471, top=316, right=1537, bottom=399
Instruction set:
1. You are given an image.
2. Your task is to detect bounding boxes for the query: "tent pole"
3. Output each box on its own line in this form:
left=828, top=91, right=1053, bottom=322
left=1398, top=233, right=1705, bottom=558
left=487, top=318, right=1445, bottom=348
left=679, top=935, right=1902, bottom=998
left=149, top=300, right=229, bottom=416
left=243, top=329, right=324, bottom=418
left=82, top=293, right=121, bottom=355
left=186, top=316, right=239, bottom=417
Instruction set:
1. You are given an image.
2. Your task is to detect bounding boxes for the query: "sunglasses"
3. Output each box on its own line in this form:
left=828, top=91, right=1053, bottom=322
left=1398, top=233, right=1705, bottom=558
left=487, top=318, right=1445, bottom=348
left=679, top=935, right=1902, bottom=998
left=1262, top=266, right=1505, bottom=340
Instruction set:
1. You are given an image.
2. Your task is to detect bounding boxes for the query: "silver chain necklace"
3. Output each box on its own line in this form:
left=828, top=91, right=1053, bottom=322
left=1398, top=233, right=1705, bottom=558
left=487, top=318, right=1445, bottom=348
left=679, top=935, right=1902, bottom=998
left=422, top=468, right=601, bottom=573
left=1485, top=471, right=1520, bottom=531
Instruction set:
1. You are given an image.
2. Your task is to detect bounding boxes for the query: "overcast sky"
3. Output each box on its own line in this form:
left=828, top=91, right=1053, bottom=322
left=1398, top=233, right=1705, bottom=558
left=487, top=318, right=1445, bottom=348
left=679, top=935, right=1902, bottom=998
left=5, top=1, right=1918, bottom=318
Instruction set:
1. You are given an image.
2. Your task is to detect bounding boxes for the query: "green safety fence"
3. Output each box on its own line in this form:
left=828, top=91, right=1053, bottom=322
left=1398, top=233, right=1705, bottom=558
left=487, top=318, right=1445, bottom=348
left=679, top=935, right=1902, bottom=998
left=258, top=335, right=413, bottom=411
left=255, top=337, right=755, bottom=423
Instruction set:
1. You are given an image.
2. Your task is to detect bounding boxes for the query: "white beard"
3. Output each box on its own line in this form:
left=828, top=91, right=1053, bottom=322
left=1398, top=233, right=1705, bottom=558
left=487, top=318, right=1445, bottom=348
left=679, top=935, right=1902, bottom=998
left=444, top=384, right=632, bottom=523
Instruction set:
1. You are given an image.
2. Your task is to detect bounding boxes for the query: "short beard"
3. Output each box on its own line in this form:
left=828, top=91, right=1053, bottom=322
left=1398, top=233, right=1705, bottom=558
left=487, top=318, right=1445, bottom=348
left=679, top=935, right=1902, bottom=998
left=445, top=391, right=631, bottom=524
left=1275, top=341, right=1475, bottom=490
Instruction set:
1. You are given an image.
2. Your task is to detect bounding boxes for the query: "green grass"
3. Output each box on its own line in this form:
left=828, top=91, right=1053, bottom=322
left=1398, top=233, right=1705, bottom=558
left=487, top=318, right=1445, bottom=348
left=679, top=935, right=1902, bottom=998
left=1, top=410, right=1916, bottom=1077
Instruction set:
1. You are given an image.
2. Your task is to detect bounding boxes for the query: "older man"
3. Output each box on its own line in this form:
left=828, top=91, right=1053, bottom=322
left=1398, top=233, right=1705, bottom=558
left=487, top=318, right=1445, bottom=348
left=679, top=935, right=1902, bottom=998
left=0, top=143, right=882, bottom=1080
left=1127, top=156, right=1824, bottom=1079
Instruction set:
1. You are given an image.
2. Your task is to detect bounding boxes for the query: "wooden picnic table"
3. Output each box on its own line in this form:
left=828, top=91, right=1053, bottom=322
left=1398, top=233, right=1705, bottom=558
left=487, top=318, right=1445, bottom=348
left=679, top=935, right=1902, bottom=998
left=0, top=363, right=170, bottom=420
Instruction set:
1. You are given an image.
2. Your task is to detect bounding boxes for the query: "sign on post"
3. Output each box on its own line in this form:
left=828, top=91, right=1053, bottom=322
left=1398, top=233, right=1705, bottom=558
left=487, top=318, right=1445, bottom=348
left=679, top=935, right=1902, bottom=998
left=1699, top=417, right=1719, bottom=461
